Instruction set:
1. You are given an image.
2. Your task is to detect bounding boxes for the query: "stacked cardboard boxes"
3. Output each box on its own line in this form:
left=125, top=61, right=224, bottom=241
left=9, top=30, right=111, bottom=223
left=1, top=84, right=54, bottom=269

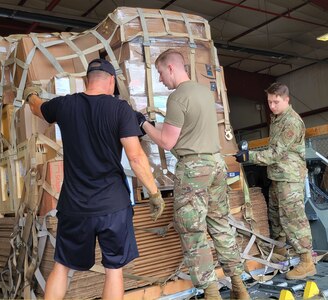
left=0, top=7, right=241, bottom=214
left=93, top=7, right=239, bottom=189
left=0, top=36, right=17, bottom=105
left=0, top=7, right=271, bottom=299
left=11, top=33, right=97, bottom=90
left=0, top=151, right=14, bottom=213
left=0, top=31, right=99, bottom=215
left=35, top=187, right=269, bottom=299
left=0, top=37, right=17, bottom=210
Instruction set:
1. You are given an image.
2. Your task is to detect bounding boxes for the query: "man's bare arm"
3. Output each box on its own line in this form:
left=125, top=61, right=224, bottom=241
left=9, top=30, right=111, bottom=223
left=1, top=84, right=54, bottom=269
left=121, top=136, right=158, bottom=195
left=143, top=122, right=181, bottom=151
left=121, top=136, right=165, bottom=221
left=27, top=94, right=45, bottom=119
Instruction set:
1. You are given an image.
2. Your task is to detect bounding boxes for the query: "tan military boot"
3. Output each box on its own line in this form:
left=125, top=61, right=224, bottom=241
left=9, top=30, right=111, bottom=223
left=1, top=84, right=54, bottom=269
left=204, top=282, right=222, bottom=300
left=286, top=252, right=317, bottom=280
left=273, top=236, right=287, bottom=256
left=230, top=275, right=250, bottom=300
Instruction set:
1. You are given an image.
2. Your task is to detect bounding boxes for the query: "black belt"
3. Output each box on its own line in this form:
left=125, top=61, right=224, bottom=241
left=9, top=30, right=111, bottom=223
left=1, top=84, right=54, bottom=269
left=178, top=152, right=218, bottom=159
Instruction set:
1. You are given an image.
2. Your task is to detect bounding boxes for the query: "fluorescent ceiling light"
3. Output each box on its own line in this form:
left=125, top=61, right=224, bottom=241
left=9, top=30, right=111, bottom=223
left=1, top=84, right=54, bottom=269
left=317, top=33, right=328, bottom=41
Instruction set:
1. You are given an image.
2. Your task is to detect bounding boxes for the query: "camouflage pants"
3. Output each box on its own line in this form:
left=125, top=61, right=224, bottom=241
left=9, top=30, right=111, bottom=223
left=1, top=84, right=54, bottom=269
left=269, top=181, right=312, bottom=254
left=174, top=153, right=243, bottom=289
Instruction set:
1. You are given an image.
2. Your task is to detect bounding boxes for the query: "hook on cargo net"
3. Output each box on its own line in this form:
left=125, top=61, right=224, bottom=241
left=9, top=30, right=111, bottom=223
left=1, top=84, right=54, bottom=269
left=225, top=128, right=233, bottom=141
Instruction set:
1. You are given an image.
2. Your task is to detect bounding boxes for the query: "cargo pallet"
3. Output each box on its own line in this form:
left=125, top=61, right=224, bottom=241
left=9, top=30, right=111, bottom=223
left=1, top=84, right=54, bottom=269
left=0, top=6, right=327, bottom=300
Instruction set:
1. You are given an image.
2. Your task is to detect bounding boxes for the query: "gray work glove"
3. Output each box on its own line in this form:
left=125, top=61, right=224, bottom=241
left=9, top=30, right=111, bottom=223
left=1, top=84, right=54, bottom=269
left=23, top=85, right=42, bottom=102
left=149, top=191, right=165, bottom=221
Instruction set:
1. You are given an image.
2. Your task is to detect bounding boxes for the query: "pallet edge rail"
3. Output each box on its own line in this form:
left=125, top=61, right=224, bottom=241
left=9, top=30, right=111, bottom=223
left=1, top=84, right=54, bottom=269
left=248, top=124, right=328, bottom=150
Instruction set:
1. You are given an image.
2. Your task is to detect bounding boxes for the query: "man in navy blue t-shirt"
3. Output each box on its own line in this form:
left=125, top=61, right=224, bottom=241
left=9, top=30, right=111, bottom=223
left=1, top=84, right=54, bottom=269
left=24, top=58, right=164, bottom=300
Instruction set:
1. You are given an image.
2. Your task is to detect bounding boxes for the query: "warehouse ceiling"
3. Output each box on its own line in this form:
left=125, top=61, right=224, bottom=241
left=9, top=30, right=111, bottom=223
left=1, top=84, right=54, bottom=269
left=0, top=0, right=328, bottom=77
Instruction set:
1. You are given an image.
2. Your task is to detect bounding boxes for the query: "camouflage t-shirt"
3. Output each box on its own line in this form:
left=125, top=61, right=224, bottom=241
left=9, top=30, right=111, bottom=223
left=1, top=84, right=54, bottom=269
left=249, top=105, right=307, bottom=182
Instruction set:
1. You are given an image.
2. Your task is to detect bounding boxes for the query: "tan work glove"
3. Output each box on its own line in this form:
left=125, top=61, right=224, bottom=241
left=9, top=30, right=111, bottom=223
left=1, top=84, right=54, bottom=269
left=149, top=191, right=165, bottom=221
left=23, top=85, right=42, bottom=102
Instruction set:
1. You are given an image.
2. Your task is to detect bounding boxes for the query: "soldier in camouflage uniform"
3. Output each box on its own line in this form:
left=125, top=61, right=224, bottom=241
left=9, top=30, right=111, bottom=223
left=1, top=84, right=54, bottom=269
left=135, top=49, right=250, bottom=300
left=244, top=82, right=316, bottom=280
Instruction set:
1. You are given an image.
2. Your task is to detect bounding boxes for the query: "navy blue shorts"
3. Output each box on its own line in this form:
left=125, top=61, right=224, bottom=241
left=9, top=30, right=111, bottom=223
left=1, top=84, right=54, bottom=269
left=54, top=205, right=139, bottom=271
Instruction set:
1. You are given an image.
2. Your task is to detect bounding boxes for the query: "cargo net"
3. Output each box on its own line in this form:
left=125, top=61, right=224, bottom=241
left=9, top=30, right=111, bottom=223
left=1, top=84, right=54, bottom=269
left=308, top=181, right=328, bottom=210
left=307, top=134, right=328, bottom=210
left=0, top=7, right=241, bottom=300
left=0, top=6, right=232, bottom=184
left=308, top=134, right=328, bottom=158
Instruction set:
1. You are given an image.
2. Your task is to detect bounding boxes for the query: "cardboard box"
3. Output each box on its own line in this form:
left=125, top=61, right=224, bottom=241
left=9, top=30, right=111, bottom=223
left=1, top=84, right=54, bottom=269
left=1, top=65, right=14, bottom=86
left=44, top=123, right=62, bottom=145
left=99, top=8, right=239, bottom=192
left=39, top=161, right=63, bottom=216
left=113, top=38, right=212, bottom=64
left=112, top=40, right=215, bottom=100
left=113, top=41, right=143, bottom=63
left=0, top=38, right=9, bottom=61
left=120, top=61, right=169, bottom=97
left=0, top=38, right=14, bottom=86
left=225, top=155, right=240, bottom=174
left=13, top=33, right=99, bottom=87
left=15, top=156, right=26, bottom=200
left=97, top=8, right=209, bottom=48
left=1, top=38, right=18, bottom=104
left=43, top=123, right=63, bottom=161
left=15, top=103, right=49, bottom=144
left=1, top=104, right=15, bottom=145
left=196, top=63, right=220, bottom=103
left=129, top=95, right=168, bottom=121
left=1, top=85, right=16, bottom=105
left=47, top=75, right=86, bottom=96
left=0, top=151, right=14, bottom=213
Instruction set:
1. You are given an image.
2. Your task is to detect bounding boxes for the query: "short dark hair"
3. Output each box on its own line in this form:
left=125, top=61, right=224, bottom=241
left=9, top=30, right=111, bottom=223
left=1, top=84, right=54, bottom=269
left=265, top=82, right=289, bottom=97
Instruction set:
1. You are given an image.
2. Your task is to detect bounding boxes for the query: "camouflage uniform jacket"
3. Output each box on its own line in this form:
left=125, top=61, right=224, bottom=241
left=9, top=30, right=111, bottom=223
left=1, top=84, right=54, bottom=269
left=249, top=105, right=307, bottom=182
